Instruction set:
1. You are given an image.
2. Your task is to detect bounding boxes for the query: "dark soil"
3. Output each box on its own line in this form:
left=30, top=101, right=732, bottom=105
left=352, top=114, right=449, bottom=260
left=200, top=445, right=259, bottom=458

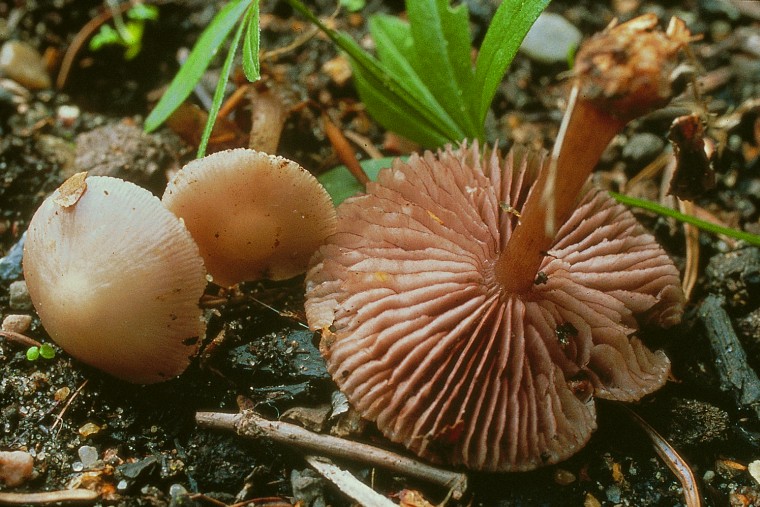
left=2, top=1, right=760, bottom=506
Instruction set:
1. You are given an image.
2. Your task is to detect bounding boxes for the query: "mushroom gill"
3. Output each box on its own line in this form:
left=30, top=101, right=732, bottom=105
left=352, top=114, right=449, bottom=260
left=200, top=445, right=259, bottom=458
left=304, top=15, right=688, bottom=471
left=305, top=144, right=683, bottom=471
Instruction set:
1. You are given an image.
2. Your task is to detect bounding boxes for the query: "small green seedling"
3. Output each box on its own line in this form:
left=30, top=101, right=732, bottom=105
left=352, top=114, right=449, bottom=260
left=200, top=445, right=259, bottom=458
left=26, top=343, right=56, bottom=361
left=288, top=0, right=549, bottom=147
left=144, top=0, right=260, bottom=158
left=89, top=3, right=159, bottom=60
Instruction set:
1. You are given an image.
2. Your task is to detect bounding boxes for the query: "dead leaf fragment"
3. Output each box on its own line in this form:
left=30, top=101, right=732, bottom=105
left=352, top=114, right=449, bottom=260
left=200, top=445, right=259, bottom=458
left=53, top=172, right=88, bottom=208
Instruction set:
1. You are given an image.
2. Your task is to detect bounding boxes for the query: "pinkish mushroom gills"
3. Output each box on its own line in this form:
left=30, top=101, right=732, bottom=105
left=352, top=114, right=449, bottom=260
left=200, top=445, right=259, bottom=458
left=304, top=15, right=687, bottom=471
left=23, top=173, right=207, bottom=384
left=163, top=149, right=337, bottom=287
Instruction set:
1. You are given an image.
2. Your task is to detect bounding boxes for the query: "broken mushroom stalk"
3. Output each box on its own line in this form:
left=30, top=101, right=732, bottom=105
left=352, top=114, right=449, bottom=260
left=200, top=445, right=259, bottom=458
left=22, top=149, right=336, bottom=383
left=304, top=14, right=689, bottom=471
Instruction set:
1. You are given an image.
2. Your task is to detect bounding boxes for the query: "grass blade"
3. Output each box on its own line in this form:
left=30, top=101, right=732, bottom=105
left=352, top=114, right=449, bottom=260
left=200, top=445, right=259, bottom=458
left=242, top=1, right=261, bottom=82
left=610, top=191, right=760, bottom=246
left=406, top=0, right=478, bottom=137
left=197, top=13, right=247, bottom=157
left=144, top=0, right=253, bottom=132
left=472, top=0, right=549, bottom=127
left=286, top=0, right=463, bottom=146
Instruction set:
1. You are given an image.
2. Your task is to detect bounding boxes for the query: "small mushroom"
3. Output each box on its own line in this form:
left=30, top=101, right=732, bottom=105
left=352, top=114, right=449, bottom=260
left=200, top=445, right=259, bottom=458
left=162, top=148, right=336, bottom=287
left=305, top=15, right=688, bottom=471
left=23, top=173, right=207, bottom=384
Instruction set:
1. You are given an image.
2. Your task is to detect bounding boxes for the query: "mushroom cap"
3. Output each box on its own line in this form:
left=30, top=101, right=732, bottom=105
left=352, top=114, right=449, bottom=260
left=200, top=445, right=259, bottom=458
left=23, top=174, right=207, bottom=384
left=162, top=149, right=336, bottom=287
left=305, top=143, right=684, bottom=471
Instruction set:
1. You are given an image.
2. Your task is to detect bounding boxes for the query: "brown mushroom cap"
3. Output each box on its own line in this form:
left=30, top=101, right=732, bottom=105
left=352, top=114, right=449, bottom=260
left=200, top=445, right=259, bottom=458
left=305, top=143, right=684, bottom=471
left=23, top=174, right=207, bottom=384
left=162, top=149, right=337, bottom=287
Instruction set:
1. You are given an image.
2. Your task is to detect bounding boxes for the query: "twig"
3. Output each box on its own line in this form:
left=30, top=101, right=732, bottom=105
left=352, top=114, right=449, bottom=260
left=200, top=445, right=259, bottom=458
left=50, top=380, right=89, bottom=434
left=698, top=294, right=760, bottom=420
left=620, top=405, right=703, bottom=507
left=678, top=198, right=699, bottom=301
left=0, top=489, right=98, bottom=505
left=56, top=2, right=134, bottom=89
left=0, top=330, right=41, bottom=348
left=196, top=410, right=468, bottom=500
left=322, top=113, right=369, bottom=186
left=343, top=130, right=384, bottom=160
left=305, top=455, right=397, bottom=507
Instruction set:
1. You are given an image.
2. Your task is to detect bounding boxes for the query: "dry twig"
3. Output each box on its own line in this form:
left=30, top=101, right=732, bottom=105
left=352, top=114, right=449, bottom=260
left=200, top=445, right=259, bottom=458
left=621, top=405, right=703, bottom=507
left=0, top=489, right=98, bottom=505
left=195, top=410, right=468, bottom=500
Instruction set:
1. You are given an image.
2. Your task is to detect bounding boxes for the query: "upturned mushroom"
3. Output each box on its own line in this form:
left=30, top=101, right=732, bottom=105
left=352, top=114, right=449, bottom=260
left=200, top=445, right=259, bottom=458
left=162, top=148, right=337, bottom=287
left=305, top=15, right=688, bottom=471
left=23, top=173, right=207, bottom=384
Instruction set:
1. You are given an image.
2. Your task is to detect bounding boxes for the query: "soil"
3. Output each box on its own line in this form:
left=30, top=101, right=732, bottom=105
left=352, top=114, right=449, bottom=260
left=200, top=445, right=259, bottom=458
left=1, top=1, right=760, bottom=506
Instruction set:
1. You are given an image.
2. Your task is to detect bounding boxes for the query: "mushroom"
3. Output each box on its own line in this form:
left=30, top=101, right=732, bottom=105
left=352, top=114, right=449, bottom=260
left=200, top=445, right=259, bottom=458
left=23, top=173, right=207, bottom=384
left=162, top=148, right=337, bottom=287
left=304, top=15, right=688, bottom=471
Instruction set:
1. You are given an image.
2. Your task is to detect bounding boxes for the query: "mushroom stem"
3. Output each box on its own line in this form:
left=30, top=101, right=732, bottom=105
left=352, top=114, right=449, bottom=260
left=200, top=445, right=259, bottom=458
left=495, top=87, right=626, bottom=293
left=495, top=14, right=690, bottom=295
left=195, top=410, right=468, bottom=500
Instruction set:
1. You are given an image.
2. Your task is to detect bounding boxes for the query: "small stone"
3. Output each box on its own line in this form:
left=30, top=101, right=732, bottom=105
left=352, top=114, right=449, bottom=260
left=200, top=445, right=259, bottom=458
left=622, top=133, right=666, bottom=165
left=703, top=470, right=716, bottom=483
left=553, top=468, right=576, bottom=486
left=0, top=450, right=35, bottom=487
left=605, top=484, right=622, bottom=503
left=8, top=281, right=32, bottom=311
left=2, top=314, right=32, bottom=334
left=322, top=55, right=352, bottom=87
left=0, top=234, right=25, bottom=282
left=78, top=422, right=102, bottom=438
left=0, top=40, right=51, bottom=90
left=749, top=461, right=760, bottom=485
left=281, top=404, right=331, bottom=432
left=78, top=446, right=99, bottom=469
left=520, top=12, right=582, bottom=65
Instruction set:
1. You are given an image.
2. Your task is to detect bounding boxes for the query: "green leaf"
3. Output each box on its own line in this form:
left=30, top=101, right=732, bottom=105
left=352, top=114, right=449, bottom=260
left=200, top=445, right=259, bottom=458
left=472, top=0, right=549, bottom=126
left=340, top=0, right=365, bottom=12
left=286, top=0, right=462, bottom=147
left=39, top=343, right=56, bottom=359
left=406, top=0, right=478, bottom=137
left=26, top=346, right=40, bottom=361
left=127, top=3, right=159, bottom=21
left=197, top=12, right=248, bottom=157
left=242, top=2, right=261, bottom=82
left=369, top=15, right=460, bottom=135
left=144, top=0, right=253, bottom=133
left=318, top=157, right=399, bottom=205
left=609, top=192, right=760, bottom=246
left=89, top=25, right=121, bottom=51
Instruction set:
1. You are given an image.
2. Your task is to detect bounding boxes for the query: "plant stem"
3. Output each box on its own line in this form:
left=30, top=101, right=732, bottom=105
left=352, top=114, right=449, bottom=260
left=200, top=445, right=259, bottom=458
left=196, top=410, right=468, bottom=500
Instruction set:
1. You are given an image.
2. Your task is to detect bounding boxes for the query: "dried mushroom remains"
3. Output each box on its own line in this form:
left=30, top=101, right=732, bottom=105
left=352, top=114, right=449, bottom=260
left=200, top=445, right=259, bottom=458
left=305, top=15, right=688, bottom=471
left=23, top=174, right=207, bottom=384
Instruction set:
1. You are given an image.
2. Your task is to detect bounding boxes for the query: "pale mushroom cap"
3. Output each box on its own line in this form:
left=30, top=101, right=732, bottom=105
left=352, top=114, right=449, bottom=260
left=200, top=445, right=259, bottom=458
left=305, top=143, right=684, bottom=471
left=162, top=148, right=337, bottom=287
left=23, top=175, right=207, bottom=384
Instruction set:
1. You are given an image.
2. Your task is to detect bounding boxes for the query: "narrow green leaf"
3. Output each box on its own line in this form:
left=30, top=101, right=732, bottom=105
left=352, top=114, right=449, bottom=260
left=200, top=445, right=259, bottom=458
left=353, top=65, right=450, bottom=148
left=242, top=1, right=261, bottom=82
left=406, top=0, right=478, bottom=138
left=318, top=157, right=399, bottom=205
left=144, top=0, right=253, bottom=132
left=286, top=0, right=462, bottom=147
left=369, top=15, right=461, bottom=137
left=609, top=191, right=760, bottom=246
left=473, top=0, right=549, bottom=127
left=197, top=14, right=247, bottom=158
